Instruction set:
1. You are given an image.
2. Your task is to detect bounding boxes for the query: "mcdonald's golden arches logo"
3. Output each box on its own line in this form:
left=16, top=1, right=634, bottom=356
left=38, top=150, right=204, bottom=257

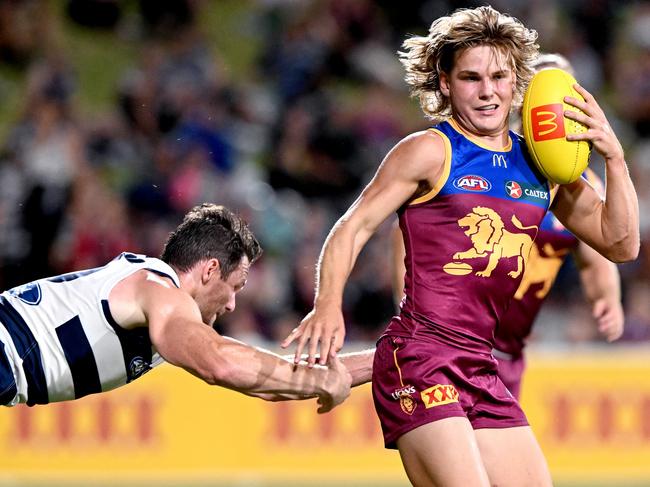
left=531, top=103, right=566, bottom=141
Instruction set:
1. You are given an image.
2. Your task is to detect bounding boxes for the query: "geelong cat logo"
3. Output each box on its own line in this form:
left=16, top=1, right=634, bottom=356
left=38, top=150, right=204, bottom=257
left=129, top=357, right=152, bottom=381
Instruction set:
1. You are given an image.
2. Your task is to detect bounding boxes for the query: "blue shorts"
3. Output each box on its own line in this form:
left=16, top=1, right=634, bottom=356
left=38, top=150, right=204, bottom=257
left=372, top=335, right=529, bottom=449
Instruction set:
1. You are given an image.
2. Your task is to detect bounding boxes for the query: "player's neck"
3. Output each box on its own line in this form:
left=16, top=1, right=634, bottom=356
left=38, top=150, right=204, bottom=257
left=177, top=269, right=200, bottom=297
left=449, top=117, right=511, bottom=151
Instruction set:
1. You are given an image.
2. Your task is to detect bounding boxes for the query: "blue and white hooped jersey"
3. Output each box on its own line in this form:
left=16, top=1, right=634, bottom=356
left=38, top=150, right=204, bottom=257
left=0, top=253, right=180, bottom=406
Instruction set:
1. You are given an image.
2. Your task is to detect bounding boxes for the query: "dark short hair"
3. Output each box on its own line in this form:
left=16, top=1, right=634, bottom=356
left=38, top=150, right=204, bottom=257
left=161, top=204, right=262, bottom=279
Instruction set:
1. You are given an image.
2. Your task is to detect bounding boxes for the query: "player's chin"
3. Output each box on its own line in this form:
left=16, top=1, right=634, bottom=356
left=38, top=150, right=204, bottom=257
left=473, top=110, right=507, bottom=128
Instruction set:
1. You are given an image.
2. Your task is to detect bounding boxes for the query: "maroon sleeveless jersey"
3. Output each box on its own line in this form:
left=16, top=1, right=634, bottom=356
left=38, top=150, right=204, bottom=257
left=385, top=120, right=551, bottom=354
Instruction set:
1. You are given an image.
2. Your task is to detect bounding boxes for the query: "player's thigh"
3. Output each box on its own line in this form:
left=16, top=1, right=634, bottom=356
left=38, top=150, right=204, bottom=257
left=475, top=426, right=553, bottom=487
left=396, top=417, right=491, bottom=487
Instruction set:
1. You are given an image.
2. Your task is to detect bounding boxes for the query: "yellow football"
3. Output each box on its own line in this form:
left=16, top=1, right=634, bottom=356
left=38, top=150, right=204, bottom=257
left=521, top=68, right=591, bottom=184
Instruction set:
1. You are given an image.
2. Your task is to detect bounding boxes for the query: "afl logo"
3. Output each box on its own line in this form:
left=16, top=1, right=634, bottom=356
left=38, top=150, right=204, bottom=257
left=453, top=175, right=491, bottom=192
left=505, top=181, right=523, bottom=199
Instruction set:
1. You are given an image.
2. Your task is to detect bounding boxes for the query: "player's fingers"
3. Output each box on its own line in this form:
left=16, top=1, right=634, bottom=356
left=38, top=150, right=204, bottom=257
left=280, top=326, right=302, bottom=349
left=572, top=83, right=597, bottom=105
left=293, top=334, right=310, bottom=365
left=332, top=332, right=345, bottom=354
left=599, top=320, right=622, bottom=342
left=307, top=332, right=321, bottom=367
left=563, top=96, right=590, bottom=115
left=318, top=338, right=332, bottom=366
left=565, top=131, right=593, bottom=142
left=563, top=109, right=599, bottom=130
left=592, top=300, right=607, bottom=319
left=328, top=350, right=341, bottom=369
left=603, top=327, right=619, bottom=342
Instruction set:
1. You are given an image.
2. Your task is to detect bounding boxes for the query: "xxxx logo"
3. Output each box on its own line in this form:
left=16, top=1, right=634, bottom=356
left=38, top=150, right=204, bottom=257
left=420, top=384, right=459, bottom=408
left=531, top=104, right=565, bottom=141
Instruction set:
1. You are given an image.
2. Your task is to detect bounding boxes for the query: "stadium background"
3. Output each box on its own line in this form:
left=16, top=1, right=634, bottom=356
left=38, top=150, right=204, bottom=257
left=0, top=0, right=649, bottom=485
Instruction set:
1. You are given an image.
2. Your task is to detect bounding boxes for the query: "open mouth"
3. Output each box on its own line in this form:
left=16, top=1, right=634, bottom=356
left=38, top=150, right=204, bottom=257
left=476, top=104, right=498, bottom=112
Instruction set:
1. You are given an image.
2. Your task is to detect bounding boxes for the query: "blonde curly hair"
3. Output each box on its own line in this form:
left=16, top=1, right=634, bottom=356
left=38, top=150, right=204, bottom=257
left=400, top=6, right=539, bottom=119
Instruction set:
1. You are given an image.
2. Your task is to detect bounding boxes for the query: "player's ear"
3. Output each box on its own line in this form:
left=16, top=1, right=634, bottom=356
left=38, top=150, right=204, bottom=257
left=202, top=258, right=221, bottom=284
left=440, top=71, right=451, bottom=97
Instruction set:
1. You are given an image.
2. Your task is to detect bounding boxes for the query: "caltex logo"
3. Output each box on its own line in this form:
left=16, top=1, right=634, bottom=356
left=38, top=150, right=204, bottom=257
left=505, top=180, right=523, bottom=199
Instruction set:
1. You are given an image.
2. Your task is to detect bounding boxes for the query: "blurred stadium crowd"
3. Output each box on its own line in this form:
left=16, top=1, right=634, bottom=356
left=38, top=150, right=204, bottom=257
left=0, top=0, right=648, bottom=349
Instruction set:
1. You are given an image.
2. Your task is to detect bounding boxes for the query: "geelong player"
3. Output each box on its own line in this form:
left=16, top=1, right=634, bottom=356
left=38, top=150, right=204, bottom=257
left=283, top=6, right=638, bottom=486
left=0, top=204, right=351, bottom=413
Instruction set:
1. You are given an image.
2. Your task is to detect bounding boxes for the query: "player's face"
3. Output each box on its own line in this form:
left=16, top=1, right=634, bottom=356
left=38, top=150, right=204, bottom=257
left=440, top=45, right=515, bottom=139
left=201, top=256, right=250, bottom=326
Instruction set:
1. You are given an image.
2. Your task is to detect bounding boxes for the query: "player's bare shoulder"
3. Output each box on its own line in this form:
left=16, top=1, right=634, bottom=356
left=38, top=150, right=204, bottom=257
left=382, top=129, right=447, bottom=185
left=109, top=268, right=185, bottom=330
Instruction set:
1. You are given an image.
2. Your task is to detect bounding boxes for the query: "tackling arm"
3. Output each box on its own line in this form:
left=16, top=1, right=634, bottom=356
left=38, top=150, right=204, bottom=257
left=142, top=282, right=352, bottom=413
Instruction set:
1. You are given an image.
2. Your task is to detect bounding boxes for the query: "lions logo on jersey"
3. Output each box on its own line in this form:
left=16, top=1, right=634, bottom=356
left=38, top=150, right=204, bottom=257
left=443, top=206, right=538, bottom=278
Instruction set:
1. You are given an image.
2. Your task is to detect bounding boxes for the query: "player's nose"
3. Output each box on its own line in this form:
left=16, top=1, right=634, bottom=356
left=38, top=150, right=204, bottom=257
left=479, top=78, right=495, bottom=98
left=224, top=293, right=236, bottom=313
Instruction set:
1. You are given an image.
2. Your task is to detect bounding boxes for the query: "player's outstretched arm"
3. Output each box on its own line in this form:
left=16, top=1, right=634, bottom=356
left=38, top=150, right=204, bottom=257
left=281, top=131, right=447, bottom=367
left=338, top=349, right=375, bottom=386
left=141, top=281, right=352, bottom=413
left=288, top=348, right=375, bottom=387
left=552, top=84, right=639, bottom=262
left=574, top=241, right=624, bottom=342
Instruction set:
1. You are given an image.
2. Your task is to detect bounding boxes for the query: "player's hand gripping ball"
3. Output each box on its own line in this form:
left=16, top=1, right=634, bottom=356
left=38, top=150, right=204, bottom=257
left=522, top=68, right=591, bottom=184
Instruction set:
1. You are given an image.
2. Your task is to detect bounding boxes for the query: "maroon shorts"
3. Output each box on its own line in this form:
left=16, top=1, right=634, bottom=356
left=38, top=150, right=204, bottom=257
left=493, top=350, right=526, bottom=401
left=372, top=335, right=528, bottom=449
